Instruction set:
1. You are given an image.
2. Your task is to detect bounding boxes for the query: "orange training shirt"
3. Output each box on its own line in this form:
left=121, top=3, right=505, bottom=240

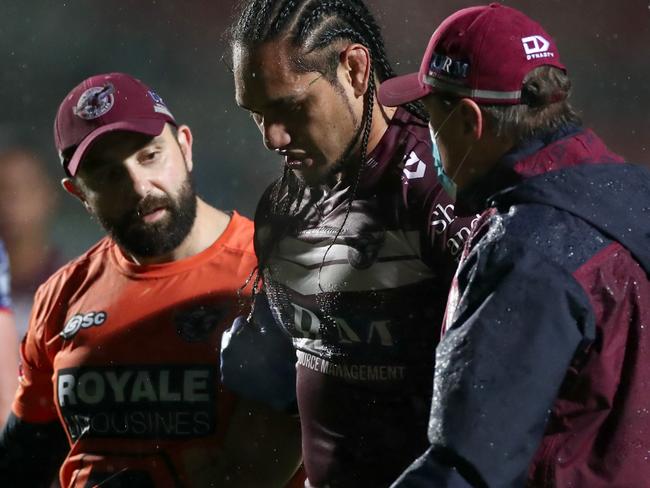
left=13, top=212, right=256, bottom=487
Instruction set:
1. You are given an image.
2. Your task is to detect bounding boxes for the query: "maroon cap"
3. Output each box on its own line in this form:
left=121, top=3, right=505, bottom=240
left=54, top=72, right=176, bottom=176
left=378, top=3, right=565, bottom=106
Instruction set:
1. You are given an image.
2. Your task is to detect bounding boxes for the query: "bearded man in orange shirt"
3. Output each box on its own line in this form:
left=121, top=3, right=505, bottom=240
left=0, top=72, right=301, bottom=488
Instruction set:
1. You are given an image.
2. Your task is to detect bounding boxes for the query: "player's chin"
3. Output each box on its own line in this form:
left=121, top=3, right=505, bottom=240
left=291, top=164, right=331, bottom=187
left=122, top=218, right=170, bottom=243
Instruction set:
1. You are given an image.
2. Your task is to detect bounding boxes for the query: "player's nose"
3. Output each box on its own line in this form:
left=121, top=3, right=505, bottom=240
left=124, top=162, right=154, bottom=197
left=263, top=122, right=291, bottom=151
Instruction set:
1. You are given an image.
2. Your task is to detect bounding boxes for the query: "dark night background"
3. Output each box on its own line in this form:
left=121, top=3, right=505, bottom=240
left=1, top=0, right=648, bottom=258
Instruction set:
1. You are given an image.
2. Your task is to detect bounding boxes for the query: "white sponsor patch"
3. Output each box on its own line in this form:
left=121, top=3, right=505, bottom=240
left=60, top=311, right=107, bottom=339
left=297, top=351, right=406, bottom=382
left=403, top=151, right=426, bottom=180
left=521, top=35, right=554, bottom=61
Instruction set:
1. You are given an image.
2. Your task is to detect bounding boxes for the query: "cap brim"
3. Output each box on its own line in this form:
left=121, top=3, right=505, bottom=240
left=378, top=73, right=432, bottom=107
left=66, top=119, right=167, bottom=176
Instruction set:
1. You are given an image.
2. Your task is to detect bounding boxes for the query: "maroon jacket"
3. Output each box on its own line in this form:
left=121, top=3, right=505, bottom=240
left=393, top=126, right=650, bottom=487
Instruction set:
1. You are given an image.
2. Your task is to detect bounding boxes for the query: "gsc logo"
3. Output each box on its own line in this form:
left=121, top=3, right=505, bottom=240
left=60, top=311, right=107, bottom=339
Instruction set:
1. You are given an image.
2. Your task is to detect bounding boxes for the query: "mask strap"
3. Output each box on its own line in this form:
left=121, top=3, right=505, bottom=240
left=431, top=103, right=460, bottom=139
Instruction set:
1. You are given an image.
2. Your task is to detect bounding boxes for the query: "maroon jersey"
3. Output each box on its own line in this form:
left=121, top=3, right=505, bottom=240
left=255, top=108, right=476, bottom=486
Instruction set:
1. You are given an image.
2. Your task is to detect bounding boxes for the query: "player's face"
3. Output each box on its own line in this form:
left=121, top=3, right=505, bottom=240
left=233, top=40, right=362, bottom=186
left=71, top=124, right=197, bottom=258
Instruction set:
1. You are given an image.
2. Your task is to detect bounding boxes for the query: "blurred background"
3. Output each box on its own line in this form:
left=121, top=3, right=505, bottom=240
left=0, top=0, right=648, bottom=333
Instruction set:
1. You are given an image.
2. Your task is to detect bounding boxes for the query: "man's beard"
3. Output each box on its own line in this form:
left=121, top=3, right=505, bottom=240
left=98, top=176, right=197, bottom=259
left=296, top=120, right=363, bottom=189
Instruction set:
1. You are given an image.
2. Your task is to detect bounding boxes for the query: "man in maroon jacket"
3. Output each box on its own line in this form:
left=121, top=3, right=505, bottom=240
left=379, top=3, right=650, bottom=487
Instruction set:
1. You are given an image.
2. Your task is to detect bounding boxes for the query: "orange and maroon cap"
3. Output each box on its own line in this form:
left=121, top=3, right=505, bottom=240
left=54, top=72, right=176, bottom=176
left=378, top=3, right=565, bottom=107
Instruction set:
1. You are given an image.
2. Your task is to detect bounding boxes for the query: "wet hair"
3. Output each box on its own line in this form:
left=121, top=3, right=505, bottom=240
left=231, top=0, right=427, bottom=323
left=229, top=0, right=428, bottom=120
left=480, top=66, right=582, bottom=143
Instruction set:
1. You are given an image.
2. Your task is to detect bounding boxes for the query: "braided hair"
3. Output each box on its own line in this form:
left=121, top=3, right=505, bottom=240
left=231, top=0, right=425, bottom=325
left=230, top=0, right=427, bottom=117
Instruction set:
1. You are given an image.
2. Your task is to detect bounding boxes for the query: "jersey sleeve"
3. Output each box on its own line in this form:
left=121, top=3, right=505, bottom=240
left=12, top=283, right=60, bottom=423
left=393, top=239, right=594, bottom=487
left=0, top=412, right=68, bottom=486
left=0, top=241, right=11, bottom=312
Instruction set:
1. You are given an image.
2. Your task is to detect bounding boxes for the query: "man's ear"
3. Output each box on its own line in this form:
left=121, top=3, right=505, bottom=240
left=61, top=178, right=92, bottom=213
left=340, top=43, right=371, bottom=98
left=175, top=124, right=194, bottom=172
left=458, top=98, right=484, bottom=141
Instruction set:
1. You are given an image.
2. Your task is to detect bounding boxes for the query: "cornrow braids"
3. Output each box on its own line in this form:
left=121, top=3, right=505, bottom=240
left=230, top=0, right=428, bottom=119
left=231, top=0, right=426, bottom=321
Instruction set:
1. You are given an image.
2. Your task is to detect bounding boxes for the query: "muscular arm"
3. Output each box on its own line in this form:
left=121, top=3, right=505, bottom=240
left=0, top=413, right=68, bottom=486
left=393, top=244, right=595, bottom=487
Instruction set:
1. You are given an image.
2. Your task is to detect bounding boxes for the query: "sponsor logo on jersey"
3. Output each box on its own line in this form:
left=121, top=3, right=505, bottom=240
left=174, top=304, right=224, bottom=342
left=57, top=365, right=216, bottom=440
left=521, top=35, right=554, bottom=60
left=60, top=311, right=107, bottom=339
left=291, top=302, right=396, bottom=346
left=403, top=151, right=426, bottom=180
left=430, top=202, right=481, bottom=259
left=73, top=84, right=115, bottom=120
left=297, top=350, right=406, bottom=382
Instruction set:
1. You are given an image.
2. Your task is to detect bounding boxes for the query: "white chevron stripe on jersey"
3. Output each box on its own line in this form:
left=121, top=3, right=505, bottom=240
left=268, top=254, right=434, bottom=295
left=269, top=232, right=434, bottom=295
left=272, top=230, right=423, bottom=268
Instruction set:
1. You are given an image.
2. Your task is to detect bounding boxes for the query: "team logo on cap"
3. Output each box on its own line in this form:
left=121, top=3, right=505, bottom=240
left=73, top=84, right=115, bottom=120
left=148, top=90, right=173, bottom=118
left=521, top=35, right=554, bottom=60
